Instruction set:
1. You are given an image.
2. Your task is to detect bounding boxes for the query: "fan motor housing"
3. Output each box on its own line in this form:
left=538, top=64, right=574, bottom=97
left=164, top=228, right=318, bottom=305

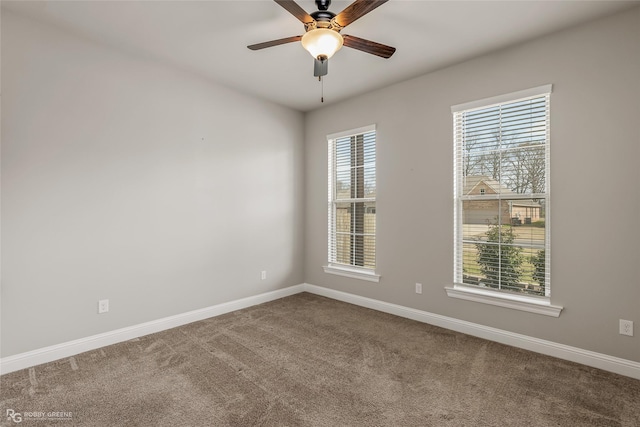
left=311, top=10, right=335, bottom=22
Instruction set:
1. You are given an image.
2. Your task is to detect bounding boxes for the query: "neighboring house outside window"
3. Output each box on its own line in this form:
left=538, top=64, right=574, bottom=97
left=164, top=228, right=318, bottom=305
left=324, top=125, right=379, bottom=282
left=447, top=85, right=561, bottom=317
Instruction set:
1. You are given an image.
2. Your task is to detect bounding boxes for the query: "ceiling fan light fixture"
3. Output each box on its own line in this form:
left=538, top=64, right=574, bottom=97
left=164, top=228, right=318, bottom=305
left=301, top=28, right=343, bottom=60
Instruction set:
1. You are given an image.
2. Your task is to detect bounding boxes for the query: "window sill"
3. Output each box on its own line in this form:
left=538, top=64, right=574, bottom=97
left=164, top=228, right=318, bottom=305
left=323, top=265, right=380, bottom=283
left=445, top=284, right=562, bottom=317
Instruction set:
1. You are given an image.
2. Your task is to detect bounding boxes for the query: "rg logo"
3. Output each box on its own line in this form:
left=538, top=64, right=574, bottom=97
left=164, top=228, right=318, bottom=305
left=6, top=409, right=22, bottom=423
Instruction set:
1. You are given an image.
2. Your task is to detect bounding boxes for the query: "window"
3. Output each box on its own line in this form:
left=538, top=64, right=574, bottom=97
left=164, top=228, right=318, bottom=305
left=324, top=125, right=379, bottom=282
left=448, top=85, right=560, bottom=316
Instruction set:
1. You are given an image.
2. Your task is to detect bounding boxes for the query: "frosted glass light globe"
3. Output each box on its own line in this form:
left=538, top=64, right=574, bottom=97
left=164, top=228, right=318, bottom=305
left=301, top=28, right=343, bottom=59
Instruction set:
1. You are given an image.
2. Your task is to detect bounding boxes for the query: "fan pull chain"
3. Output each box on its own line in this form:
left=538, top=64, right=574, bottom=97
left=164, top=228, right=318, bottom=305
left=320, top=76, right=324, bottom=103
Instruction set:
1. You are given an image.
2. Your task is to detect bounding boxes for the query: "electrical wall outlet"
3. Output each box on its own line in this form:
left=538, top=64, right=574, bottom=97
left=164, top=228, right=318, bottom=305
left=415, top=283, right=422, bottom=294
left=98, top=299, right=109, bottom=314
left=619, top=319, right=633, bottom=336
left=261, top=271, right=267, bottom=280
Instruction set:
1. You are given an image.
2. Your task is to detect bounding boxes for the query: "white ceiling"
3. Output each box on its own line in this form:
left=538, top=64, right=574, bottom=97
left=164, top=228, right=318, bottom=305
left=3, top=0, right=638, bottom=112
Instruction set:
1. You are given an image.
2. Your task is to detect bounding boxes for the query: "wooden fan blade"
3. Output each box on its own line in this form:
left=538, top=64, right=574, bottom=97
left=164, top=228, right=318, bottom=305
left=342, top=35, right=396, bottom=58
left=247, top=36, right=302, bottom=51
left=334, top=0, right=388, bottom=28
left=274, top=0, right=314, bottom=24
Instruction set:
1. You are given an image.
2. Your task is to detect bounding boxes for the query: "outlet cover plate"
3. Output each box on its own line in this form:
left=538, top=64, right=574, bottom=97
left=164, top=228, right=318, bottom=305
left=619, top=319, right=633, bottom=336
left=98, top=299, right=109, bottom=314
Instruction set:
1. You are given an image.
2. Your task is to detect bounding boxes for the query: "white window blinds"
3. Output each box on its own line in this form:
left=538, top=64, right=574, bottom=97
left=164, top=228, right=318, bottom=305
left=453, top=85, right=551, bottom=297
left=328, top=126, right=376, bottom=271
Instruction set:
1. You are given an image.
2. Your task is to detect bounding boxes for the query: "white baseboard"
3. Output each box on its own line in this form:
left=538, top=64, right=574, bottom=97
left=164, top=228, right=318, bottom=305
left=0, top=285, right=304, bottom=375
left=301, top=283, right=640, bottom=380
left=2, top=282, right=638, bottom=381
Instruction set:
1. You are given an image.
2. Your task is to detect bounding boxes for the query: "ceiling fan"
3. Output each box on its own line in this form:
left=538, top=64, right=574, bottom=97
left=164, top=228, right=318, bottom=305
left=248, top=0, right=396, bottom=78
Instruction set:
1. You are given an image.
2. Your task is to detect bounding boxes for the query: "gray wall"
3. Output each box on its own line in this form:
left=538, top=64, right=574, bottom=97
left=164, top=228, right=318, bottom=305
left=1, top=11, right=305, bottom=357
left=304, top=8, right=640, bottom=362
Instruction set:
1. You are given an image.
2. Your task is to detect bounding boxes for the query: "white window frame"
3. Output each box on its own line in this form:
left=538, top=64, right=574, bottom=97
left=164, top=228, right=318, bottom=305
left=446, top=85, right=562, bottom=317
left=324, top=124, right=380, bottom=282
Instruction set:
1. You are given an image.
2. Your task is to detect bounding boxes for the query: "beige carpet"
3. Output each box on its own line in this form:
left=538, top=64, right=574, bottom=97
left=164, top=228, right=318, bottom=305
left=1, top=292, right=639, bottom=426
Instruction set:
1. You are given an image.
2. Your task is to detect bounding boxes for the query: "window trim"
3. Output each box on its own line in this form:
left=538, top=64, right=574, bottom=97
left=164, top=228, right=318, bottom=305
left=448, top=85, right=562, bottom=316
left=451, top=85, right=553, bottom=113
left=326, top=124, right=376, bottom=141
left=325, top=124, right=379, bottom=282
left=445, top=285, right=562, bottom=317
left=323, top=265, right=381, bottom=282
